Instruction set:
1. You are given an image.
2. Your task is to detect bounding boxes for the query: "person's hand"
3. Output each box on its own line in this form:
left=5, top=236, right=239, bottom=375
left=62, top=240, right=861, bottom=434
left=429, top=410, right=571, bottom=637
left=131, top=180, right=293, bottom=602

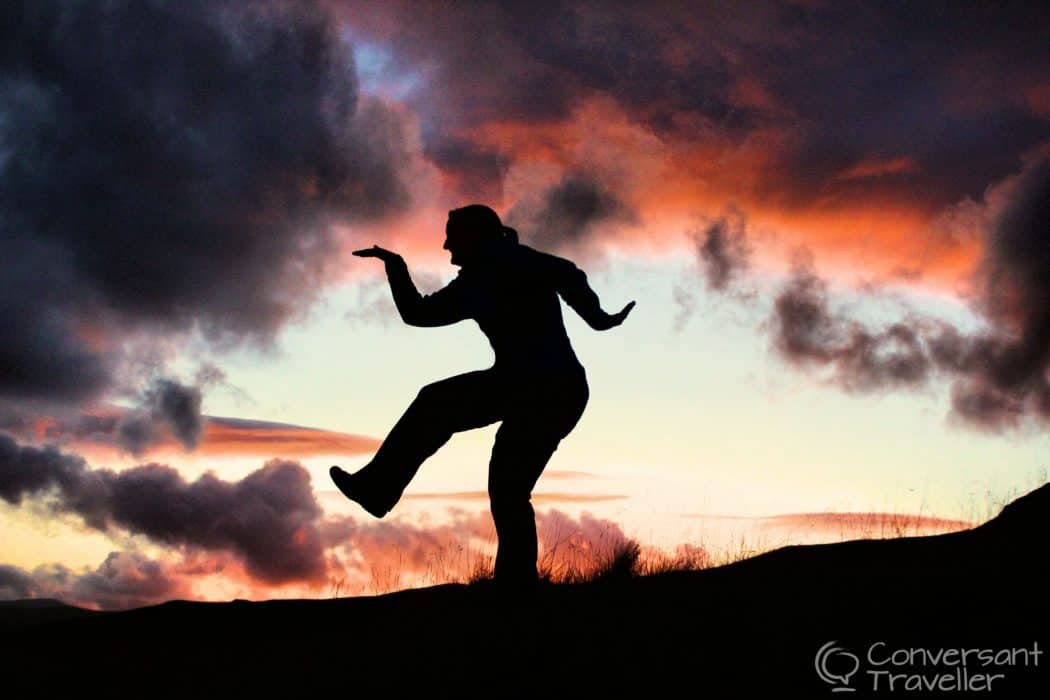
left=596, top=301, right=635, bottom=330
left=611, top=300, right=635, bottom=326
left=352, top=245, right=403, bottom=264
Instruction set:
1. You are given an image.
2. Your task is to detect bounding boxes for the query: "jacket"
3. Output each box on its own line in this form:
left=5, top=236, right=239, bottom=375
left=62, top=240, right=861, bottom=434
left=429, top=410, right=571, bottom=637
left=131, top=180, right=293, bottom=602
left=383, top=240, right=612, bottom=376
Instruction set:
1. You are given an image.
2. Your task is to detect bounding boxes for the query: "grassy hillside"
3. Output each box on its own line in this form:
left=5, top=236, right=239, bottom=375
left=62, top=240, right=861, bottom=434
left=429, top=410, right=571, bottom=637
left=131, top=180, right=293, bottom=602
left=4, top=485, right=1047, bottom=697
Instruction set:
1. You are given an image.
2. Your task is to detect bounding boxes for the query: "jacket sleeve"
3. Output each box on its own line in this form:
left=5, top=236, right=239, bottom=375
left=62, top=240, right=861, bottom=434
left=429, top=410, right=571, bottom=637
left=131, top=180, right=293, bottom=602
left=384, top=257, right=472, bottom=327
left=551, top=256, right=616, bottom=330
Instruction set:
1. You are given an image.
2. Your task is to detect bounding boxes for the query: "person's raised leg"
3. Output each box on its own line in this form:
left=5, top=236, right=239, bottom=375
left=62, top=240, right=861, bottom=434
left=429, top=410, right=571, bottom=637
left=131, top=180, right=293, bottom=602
left=333, top=369, right=504, bottom=516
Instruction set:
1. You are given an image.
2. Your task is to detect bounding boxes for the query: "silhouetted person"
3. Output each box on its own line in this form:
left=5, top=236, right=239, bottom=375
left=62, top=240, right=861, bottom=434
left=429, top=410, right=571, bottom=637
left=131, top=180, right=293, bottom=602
left=331, top=204, right=635, bottom=588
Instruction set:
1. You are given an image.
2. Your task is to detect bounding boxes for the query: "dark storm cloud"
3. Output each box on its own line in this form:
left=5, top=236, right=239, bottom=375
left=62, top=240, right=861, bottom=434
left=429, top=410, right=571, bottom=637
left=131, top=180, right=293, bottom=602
left=674, top=209, right=759, bottom=331
left=0, top=564, right=35, bottom=599
left=505, top=172, right=638, bottom=251
left=754, top=2, right=1050, bottom=209
left=117, top=379, right=203, bottom=456
left=692, top=209, right=752, bottom=293
left=345, top=1, right=1048, bottom=211
left=0, top=0, right=416, bottom=403
left=344, top=1, right=755, bottom=137
left=425, top=137, right=511, bottom=203
left=755, top=153, right=1050, bottom=430
left=941, top=155, right=1050, bottom=429
left=0, top=434, right=86, bottom=505
left=0, top=434, right=326, bottom=582
left=0, top=552, right=189, bottom=610
left=770, top=258, right=935, bottom=393
left=69, top=552, right=185, bottom=610
left=0, top=374, right=210, bottom=457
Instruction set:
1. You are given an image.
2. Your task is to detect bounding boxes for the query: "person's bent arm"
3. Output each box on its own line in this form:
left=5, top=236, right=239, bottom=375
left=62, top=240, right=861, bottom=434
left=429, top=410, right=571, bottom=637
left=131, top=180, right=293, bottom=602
left=555, top=259, right=635, bottom=331
left=385, top=257, right=471, bottom=327
left=353, top=245, right=471, bottom=327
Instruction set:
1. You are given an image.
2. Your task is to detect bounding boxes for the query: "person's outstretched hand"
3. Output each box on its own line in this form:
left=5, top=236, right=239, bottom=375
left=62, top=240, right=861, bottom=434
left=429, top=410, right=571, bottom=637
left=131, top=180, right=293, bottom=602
left=352, top=245, right=403, bottom=264
left=597, top=301, right=635, bottom=330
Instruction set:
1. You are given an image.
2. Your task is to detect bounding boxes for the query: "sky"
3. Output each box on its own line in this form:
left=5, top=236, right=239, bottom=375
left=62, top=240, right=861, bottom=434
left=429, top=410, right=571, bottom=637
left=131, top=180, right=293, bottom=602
left=1, top=0, right=1048, bottom=610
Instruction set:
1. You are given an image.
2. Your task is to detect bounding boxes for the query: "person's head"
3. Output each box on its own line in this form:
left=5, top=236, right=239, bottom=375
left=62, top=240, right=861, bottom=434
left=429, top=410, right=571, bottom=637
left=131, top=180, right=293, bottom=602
left=444, top=204, right=518, bottom=267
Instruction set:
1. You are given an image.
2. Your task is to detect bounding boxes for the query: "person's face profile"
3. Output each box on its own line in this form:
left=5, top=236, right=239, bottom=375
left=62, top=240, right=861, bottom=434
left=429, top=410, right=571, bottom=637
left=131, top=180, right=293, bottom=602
left=444, top=219, right=461, bottom=265
left=443, top=217, right=476, bottom=267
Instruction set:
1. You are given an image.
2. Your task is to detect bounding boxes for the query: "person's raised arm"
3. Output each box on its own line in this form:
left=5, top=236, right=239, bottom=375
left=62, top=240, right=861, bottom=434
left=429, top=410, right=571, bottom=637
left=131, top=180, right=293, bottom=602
left=553, top=257, right=635, bottom=331
left=353, top=245, right=470, bottom=327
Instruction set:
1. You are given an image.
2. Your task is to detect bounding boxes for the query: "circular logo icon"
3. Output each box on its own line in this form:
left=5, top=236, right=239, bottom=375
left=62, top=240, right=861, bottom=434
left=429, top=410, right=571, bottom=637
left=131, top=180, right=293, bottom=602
left=816, top=640, right=860, bottom=692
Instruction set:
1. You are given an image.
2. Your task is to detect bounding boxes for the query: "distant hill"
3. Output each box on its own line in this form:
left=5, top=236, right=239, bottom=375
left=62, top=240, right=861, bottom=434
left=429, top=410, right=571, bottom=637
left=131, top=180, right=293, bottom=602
left=0, top=597, right=71, bottom=608
left=0, top=597, right=100, bottom=631
left=4, top=484, right=1048, bottom=697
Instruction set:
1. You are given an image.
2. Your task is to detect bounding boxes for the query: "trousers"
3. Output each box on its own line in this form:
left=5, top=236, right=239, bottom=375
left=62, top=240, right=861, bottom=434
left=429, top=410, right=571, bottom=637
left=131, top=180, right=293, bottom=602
left=353, top=363, right=589, bottom=582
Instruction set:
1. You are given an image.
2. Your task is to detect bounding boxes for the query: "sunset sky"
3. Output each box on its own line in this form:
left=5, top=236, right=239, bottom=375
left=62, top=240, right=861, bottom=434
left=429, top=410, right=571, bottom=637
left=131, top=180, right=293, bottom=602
left=1, top=0, right=1048, bottom=610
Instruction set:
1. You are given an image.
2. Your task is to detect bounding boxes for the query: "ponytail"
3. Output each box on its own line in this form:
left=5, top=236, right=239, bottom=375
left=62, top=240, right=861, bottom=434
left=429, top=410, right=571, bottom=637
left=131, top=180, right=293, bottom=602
left=501, top=226, right=518, bottom=244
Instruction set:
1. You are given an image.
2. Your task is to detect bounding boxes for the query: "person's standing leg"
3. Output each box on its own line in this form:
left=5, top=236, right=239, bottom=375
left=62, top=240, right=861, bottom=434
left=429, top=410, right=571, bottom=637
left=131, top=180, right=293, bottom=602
left=488, top=370, right=589, bottom=584
left=348, top=368, right=505, bottom=514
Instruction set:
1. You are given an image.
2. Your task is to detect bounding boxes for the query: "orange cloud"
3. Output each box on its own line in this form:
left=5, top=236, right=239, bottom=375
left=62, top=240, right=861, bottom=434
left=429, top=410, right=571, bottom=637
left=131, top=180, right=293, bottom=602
left=194, top=417, right=379, bottom=458
left=406, top=95, right=982, bottom=297
left=318, top=507, right=637, bottom=594
left=332, top=89, right=989, bottom=311
left=541, top=470, right=600, bottom=480
left=326, top=3, right=1047, bottom=331
left=6, top=405, right=380, bottom=460
left=834, top=156, right=920, bottom=182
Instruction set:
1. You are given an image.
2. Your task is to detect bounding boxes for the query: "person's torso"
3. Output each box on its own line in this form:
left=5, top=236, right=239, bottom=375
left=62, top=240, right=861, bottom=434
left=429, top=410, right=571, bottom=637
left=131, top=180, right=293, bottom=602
left=458, top=243, right=584, bottom=377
